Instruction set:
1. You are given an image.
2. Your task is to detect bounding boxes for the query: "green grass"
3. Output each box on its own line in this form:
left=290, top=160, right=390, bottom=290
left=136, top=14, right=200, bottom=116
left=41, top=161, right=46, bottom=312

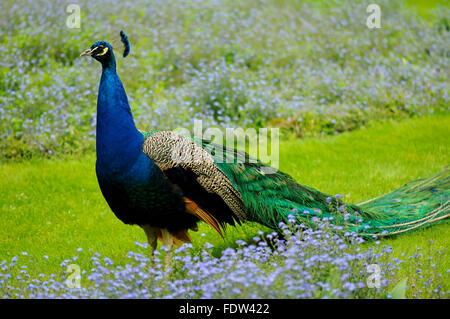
left=404, top=0, right=449, bottom=19
left=0, top=114, right=449, bottom=294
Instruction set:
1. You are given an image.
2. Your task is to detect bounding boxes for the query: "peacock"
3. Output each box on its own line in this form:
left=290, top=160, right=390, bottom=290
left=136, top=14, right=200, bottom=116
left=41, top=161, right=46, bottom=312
left=80, top=32, right=449, bottom=268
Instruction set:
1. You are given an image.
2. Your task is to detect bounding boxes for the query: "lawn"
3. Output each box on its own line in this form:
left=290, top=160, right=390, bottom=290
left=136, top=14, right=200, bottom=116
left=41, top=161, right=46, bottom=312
left=1, top=114, right=448, bottom=298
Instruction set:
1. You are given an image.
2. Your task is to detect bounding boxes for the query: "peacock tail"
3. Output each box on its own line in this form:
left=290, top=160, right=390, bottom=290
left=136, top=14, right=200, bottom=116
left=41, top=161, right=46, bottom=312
left=144, top=130, right=449, bottom=239
left=357, top=170, right=449, bottom=237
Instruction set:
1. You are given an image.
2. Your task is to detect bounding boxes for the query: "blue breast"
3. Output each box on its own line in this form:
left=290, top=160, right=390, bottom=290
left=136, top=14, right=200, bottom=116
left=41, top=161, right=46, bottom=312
left=94, top=53, right=191, bottom=229
left=96, top=137, right=188, bottom=227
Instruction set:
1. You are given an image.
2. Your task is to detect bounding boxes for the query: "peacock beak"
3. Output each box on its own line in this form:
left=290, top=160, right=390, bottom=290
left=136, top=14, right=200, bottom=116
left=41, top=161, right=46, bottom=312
left=80, top=48, right=94, bottom=57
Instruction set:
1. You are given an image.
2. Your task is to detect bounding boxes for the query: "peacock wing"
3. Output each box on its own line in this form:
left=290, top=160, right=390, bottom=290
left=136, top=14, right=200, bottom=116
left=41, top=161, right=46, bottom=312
left=141, top=131, right=247, bottom=222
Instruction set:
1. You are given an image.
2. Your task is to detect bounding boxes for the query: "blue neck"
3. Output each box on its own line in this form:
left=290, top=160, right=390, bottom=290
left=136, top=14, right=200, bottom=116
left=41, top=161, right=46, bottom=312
left=96, top=59, right=143, bottom=173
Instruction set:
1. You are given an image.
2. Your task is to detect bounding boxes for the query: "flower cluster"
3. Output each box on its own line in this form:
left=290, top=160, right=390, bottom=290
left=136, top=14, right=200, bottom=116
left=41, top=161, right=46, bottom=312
left=1, top=0, right=449, bottom=159
left=1, top=219, right=447, bottom=299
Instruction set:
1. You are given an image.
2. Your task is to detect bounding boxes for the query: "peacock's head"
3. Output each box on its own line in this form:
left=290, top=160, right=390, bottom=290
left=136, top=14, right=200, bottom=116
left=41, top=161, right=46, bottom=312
left=80, top=31, right=130, bottom=66
left=80, top=41, right=114, bottom=64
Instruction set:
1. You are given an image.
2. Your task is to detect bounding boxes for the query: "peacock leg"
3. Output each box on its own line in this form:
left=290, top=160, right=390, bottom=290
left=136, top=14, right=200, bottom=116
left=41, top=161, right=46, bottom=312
left=142, top=224, right=158, bottom=265
left=161, top=228, right=174, bottom=270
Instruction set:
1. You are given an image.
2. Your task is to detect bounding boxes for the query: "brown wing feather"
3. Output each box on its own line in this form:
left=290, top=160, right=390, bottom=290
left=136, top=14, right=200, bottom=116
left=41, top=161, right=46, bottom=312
left=183, top=197, right=224, bottom=238
left=142, top=131, right=246, bottom=220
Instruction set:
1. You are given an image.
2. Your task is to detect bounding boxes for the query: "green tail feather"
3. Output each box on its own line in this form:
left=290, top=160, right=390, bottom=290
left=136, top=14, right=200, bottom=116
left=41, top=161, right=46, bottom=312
left=357, top=169, right=449, bottom=237
left=144, top=131, right=449, bottom=239
left=212, top=142, right=449, bottom=238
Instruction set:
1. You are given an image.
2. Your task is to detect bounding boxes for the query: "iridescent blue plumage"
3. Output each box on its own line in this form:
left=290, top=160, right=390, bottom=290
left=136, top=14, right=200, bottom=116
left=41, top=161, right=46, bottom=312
left=87, top=34, right=195, bottom=232
left=120, top=30, right=130, bottom=57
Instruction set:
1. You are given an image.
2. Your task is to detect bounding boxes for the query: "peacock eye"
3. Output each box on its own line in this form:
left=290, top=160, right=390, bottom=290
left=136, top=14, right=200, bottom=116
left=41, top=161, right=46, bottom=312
left=94, top=45, right=109, bottom=57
